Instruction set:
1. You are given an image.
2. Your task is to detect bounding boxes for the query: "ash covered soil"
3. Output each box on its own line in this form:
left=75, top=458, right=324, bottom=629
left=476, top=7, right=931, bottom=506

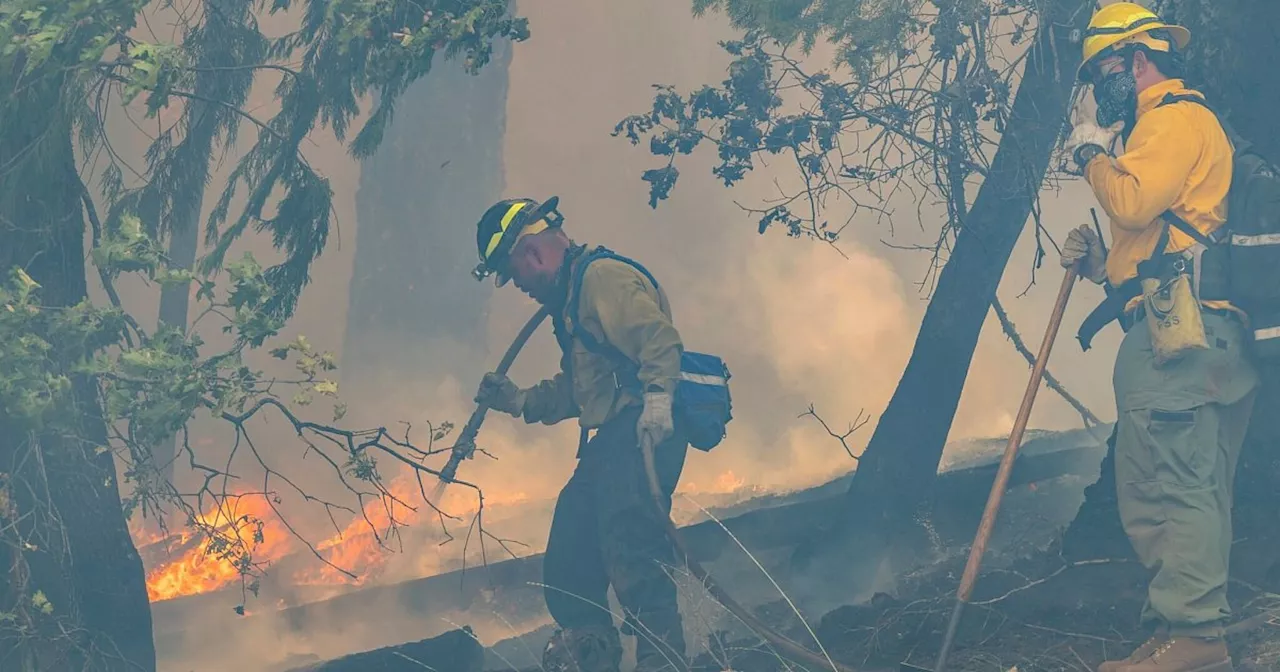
left=271, top=426, right=1280, bottom=672
left=678, top=530, right=1280, bottom=672
left=478, top=428, right=1280, bottom=672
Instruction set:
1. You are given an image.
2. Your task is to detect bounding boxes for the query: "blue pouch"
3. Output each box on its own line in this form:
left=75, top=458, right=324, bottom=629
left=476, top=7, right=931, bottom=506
left=568, top=248, right=732, bottom=451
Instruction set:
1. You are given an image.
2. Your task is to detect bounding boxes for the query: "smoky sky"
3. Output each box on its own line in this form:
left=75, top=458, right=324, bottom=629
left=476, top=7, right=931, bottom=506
left=101, top=0, right=1122, bottom=597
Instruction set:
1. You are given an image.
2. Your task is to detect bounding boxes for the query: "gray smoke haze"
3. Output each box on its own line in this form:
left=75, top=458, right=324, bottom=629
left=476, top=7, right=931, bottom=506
left=92, top=1, right=1129, bottom=668
left=353, top=0, right=1123, bottom=508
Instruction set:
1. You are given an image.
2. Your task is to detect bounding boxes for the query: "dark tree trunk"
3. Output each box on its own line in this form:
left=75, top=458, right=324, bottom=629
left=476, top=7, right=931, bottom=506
left=825, top=0, right=1094, bottom=558
left=1062, top=0, right=1280, bottom=562
left=0, top=73, right=155, bottom=671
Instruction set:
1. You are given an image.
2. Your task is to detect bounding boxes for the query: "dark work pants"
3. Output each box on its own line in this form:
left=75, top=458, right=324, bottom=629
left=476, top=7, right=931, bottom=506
left=543, top=405, right=689, bottom=669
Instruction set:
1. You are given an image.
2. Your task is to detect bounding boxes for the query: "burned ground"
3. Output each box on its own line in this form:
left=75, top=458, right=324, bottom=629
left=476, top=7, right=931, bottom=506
left=153, top=417, right=1279, bottom=672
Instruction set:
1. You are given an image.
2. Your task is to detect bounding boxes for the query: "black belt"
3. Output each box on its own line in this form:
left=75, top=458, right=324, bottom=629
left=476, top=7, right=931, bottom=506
left=1120, top=303, right=1240, bottom=332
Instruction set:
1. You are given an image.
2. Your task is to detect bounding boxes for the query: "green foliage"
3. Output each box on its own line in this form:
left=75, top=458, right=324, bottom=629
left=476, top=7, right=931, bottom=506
left=29, top=591, right=52, bottom=616
left=615, top=1, right=1037, bottom=243
left=122, top=41, right=193, bottom=113
left=0, top=269, right=127, bottom=431
left=91, top=214, right=165, bottom=279
left=3, top=223, right=324, bottom=458
left=690, top=0, right=1019, bottom=75
left=192, top=0, right=529, bottom=320
left=0, top=0, right=145, bottom=74
left=4, top=0, right=528, bottom=325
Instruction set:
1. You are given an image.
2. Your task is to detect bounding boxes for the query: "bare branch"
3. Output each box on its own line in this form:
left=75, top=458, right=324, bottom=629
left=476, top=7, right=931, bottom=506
left=990, top=297, right=1104, bottom=429
left=799, top=404, right=869, bottom=461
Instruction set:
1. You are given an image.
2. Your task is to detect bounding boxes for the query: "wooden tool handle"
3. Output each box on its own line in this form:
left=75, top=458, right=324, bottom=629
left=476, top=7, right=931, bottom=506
left=438, top=306, right=551, bottom=483
left=956, top=267, right=1078, bottom=599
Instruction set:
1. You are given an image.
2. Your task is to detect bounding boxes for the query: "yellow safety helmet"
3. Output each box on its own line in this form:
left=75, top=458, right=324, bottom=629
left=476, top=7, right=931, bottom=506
left=1078, top=2, right=1190, bottom=82
left=472, top=196, right=563, bottom=286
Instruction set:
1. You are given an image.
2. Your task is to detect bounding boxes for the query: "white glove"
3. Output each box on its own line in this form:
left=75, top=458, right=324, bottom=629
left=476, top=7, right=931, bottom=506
left=636, top=391, right=674, bottom=452
left=1064, top=122, right=1120, bottom=173
left=1060, top=223, right=1108, bottom=284
left=1062, top=90, right=1121, bottom=174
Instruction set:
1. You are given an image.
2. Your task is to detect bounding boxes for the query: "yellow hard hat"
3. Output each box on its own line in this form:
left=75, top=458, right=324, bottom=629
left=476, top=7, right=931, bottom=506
left=1078, top=2, right=1190, bottom=81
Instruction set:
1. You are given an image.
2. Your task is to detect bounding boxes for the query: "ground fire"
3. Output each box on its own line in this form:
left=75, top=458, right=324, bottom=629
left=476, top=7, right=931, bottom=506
left=129, top=468, right=762, bottom=603
left=131, top=472, right=534, bottom=602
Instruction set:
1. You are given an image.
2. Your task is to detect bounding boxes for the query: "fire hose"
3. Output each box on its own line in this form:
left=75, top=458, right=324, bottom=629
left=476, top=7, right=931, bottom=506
left=440, top=308, right=860, bottom=672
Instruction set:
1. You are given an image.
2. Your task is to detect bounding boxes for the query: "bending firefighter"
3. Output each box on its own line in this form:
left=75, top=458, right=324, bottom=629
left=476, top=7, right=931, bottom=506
left=471, top=196, right=690, bottom=672
left=1062, top=5, right=1260, bottom=672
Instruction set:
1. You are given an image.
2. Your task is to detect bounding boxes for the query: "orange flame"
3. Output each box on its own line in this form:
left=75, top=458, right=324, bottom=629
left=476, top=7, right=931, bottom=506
left=142, top=493, right=293, bottom=602
left=291, top=477, right=421, bottom=587
left=132, top=472, right=535, bottom=603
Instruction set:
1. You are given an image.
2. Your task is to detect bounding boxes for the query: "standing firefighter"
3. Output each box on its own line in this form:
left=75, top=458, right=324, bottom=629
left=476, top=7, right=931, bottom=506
left=1062, top=4, right=1261, bottom=672
left=471, top=196, right=693, bottom=672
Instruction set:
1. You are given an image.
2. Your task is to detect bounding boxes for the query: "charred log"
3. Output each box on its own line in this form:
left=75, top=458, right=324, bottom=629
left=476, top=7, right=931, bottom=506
left=286, top=627, right=484, bottom=672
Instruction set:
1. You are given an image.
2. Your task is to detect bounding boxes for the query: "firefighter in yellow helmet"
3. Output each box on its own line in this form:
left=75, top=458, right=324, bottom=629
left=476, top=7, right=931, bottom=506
left=1062, top=5, right=1259, bottom=672
left=471, top=197, right=690, bottom=672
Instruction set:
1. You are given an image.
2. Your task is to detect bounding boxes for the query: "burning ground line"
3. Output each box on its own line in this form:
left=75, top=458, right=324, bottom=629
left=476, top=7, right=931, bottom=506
left=125, top=393, right=527, bottom=607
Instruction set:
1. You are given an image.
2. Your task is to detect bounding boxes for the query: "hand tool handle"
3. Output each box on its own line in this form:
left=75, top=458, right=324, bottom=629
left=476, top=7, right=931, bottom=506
left=934, top=266, right=1078, bottom=671
left=438, top=306, right=551, bottom=483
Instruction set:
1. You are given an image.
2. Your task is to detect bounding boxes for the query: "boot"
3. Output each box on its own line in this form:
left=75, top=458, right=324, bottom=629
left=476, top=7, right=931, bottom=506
left=1099, top=635, right=1168, bottom=672
left=629, top=614, right=687, bottom=672
left=541, top=626, right=623, bottom=672
left=1117, top=637, right=1233, bottom=672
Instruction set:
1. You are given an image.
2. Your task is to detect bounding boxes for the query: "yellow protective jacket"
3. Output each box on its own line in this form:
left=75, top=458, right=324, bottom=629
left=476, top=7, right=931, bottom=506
left=1083, top=79, right=1234, bottom=313
left=519, top=246, right=684, bottom=430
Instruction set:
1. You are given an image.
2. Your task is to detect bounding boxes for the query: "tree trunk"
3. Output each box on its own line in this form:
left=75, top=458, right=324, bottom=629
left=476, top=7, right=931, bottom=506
left=341, top=36, right=513, bottom=392
left=154, top=98, right=214, bottom=489
left=827, top=1, right=1093, bottom=552
left=1063, top=0, right=1280, bottom=560
left=0, top=73, right=155, bottom=671
left=152, top=0, right=259, bottom=488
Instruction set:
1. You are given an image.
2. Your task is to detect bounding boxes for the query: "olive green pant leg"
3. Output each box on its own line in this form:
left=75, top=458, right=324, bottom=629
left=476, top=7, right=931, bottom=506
left=1114, top=390, right=1256, bottom=637
left=1211, top=388, right=1255, bottom=595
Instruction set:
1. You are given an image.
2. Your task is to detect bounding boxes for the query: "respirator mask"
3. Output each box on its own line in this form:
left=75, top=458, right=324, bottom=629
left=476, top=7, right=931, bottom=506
left=1091, top=47, right=1139, bottom=129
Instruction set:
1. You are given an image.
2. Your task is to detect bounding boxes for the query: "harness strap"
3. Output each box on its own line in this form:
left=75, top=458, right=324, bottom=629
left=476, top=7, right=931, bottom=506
left=1158, top=93, right=1249, bottom=153
left=568, top=247, right=660, bottom=389
left=1077, top=277, right=1143, bottom=350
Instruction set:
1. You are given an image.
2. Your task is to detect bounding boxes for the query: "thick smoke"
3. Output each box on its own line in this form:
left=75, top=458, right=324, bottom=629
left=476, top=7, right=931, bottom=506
left=105, top=1, right=1128, bottom=668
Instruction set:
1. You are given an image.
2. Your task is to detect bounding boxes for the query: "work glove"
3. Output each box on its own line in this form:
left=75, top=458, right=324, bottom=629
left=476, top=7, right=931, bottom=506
left=1060, top=223, right=1109, bottom=284
left=1063, top=122, right=1120, bottom=174
left=636, top=391, right=674, bottom=453
left=474, top=372, right=526, bottom=417
left=1062, top=90, right=1121, bottom=175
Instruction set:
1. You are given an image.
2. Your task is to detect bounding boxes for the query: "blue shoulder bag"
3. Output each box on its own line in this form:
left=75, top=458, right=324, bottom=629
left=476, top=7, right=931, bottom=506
left=567, top=247, right=732, bottom=451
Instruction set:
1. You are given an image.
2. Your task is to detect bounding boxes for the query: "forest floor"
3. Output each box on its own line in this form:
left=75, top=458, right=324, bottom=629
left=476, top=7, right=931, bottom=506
left=275, top=426, right=1280, bottom=672
left=685, top=531, right=1280, bottom=672
left=483, top=442, right=1280, bottom=672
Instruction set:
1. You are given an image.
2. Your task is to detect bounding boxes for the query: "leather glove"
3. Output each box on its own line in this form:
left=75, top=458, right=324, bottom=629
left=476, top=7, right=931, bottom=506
left=636, top=391, right=674, bottom=453
left=1060, top=223, right=1108, bottom=284
left=474, top=372, right=525, bottom=417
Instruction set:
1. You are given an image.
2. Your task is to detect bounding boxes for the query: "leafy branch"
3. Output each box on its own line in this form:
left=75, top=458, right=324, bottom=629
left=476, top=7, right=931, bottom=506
left=1, top=223, right=510, bottom=618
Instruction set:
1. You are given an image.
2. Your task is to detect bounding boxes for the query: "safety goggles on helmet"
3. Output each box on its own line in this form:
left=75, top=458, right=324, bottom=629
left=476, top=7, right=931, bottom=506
left=472, top=196, right=563, bottom=286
